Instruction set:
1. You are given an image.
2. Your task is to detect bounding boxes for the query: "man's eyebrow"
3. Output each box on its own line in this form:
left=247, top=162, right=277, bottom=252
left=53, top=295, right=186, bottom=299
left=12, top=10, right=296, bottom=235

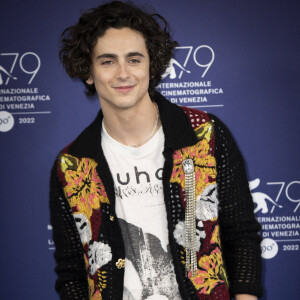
left=95, top=52, right=145, bottom=60
left=127, top=52, right=145, bottom=58
left=95, top=53, right=117, bottom=60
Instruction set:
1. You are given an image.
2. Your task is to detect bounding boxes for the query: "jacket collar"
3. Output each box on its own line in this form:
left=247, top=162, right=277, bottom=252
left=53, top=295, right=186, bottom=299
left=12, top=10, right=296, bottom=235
left=154, top=91, right=198, bottom=151
left=68, top=91, right=198, bottom=160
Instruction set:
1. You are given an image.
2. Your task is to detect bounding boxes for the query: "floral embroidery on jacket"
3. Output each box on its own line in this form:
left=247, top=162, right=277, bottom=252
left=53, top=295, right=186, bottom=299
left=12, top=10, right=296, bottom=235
left=73, top=212, right=92, bottom=245
left=170, top=140, right=216, bottom=197
left=60, top=154, right=112, bottom=298
left=196, top=183, right=218, bottom=221
left=60, top=154, right=109, bottom=219
left=88, top=241, right=112, bottom=275
left=194, top=122, right=213, bottom=141
left=170, top=122, right=216, bottom=197
left=171, top=122, right=228, bottom=295
left=174, top=220, right=206, bottom=251
left=210, top=223, right=221, bottom=246
left=190, top=247, right=228, bottom=294
left=84, top=255, right=108, bottom=299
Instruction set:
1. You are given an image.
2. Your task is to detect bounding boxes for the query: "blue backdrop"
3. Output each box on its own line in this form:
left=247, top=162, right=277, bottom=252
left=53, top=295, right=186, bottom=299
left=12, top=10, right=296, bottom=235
left=0, top=0, right=299, bottom=299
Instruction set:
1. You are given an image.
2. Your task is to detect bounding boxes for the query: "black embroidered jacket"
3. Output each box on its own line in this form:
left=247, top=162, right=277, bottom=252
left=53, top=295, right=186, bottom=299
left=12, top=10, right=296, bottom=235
left=50, top=92, right=263, bottom=299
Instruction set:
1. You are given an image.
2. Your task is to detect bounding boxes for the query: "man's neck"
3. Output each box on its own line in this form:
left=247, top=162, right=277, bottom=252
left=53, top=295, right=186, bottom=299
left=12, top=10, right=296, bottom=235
left=101, top=97, right=160, bottom=148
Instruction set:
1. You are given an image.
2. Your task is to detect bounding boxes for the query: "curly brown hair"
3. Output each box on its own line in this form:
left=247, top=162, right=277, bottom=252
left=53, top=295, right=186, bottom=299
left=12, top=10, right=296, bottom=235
left=59, top=1, right=178, bottom=97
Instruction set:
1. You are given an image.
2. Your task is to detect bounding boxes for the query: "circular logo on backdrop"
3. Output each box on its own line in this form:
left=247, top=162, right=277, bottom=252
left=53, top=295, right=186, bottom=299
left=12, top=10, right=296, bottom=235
left=0, top=111, right=14, bottom=132
left=261, top=238, right=279, bottom=259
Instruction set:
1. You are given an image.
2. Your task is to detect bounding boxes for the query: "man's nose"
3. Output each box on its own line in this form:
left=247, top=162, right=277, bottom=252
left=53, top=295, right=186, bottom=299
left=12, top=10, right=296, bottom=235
left=116, top=62, right=130, bottom=80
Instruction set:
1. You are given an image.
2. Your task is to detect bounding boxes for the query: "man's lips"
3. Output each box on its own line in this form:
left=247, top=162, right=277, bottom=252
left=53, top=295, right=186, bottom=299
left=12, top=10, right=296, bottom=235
left=113, top=85, right=135, bottom=93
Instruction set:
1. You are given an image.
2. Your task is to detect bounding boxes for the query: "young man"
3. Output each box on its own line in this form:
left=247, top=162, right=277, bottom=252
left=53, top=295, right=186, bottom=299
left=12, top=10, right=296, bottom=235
left=50, top=1, right=263, bottom=299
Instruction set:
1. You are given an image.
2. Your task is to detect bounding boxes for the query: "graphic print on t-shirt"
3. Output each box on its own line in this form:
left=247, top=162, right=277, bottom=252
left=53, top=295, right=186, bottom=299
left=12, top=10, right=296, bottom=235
left=101, top=125, right=182, bottom=300
left=119, top=219, right=181, bottom=300
left=115, top=166, right=163, bottom=200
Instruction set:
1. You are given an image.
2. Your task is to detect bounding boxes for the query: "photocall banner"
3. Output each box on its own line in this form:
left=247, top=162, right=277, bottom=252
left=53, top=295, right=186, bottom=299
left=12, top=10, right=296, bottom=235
left=0, top=0, right=299, bottom=299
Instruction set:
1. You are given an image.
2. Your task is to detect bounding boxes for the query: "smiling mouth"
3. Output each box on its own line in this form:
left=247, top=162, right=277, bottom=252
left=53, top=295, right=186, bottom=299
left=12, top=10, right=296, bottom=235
left=113, top=85, right=135, bottom=93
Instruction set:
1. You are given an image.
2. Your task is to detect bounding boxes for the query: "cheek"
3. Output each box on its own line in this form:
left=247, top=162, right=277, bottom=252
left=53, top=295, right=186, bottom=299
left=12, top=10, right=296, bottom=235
left=93, top=72, right=111, bottom=86
left=137, top=68, right=150, bottom=82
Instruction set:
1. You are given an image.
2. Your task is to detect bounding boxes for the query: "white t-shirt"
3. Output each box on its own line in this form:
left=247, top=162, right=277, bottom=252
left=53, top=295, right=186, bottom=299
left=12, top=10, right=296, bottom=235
left=101, top=122, right=182, bottom=300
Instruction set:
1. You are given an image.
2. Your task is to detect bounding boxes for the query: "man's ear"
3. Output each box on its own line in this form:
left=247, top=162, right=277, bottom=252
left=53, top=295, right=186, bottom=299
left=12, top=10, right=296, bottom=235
left=86, top=76, right=94, bottom=85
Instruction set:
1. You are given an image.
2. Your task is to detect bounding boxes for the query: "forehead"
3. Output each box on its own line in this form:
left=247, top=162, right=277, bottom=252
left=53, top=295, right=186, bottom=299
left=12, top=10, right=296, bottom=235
left=93, top=27, right=148, bottom=55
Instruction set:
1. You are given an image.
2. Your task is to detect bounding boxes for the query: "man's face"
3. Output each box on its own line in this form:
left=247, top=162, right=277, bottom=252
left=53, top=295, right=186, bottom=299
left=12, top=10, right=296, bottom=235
left=86, top=27, right=151, bottom=111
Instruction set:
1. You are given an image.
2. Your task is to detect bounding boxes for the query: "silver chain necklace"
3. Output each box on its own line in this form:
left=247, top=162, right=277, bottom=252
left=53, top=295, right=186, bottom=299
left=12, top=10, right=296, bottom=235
left=131, top=103, right=159, bottom=147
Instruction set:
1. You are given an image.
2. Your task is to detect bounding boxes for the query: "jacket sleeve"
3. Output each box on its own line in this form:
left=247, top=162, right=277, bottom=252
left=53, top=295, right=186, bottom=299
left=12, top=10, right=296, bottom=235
left=49, top=159, right=89, bottom=299
left=208, top=114, right=263, bottom=298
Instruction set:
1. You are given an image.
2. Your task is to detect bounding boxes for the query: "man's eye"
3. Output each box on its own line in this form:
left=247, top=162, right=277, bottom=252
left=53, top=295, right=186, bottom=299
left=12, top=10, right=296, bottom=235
left=101, top=60, right=114, bottom=65
left=129, top=59, right=140, bottom=64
